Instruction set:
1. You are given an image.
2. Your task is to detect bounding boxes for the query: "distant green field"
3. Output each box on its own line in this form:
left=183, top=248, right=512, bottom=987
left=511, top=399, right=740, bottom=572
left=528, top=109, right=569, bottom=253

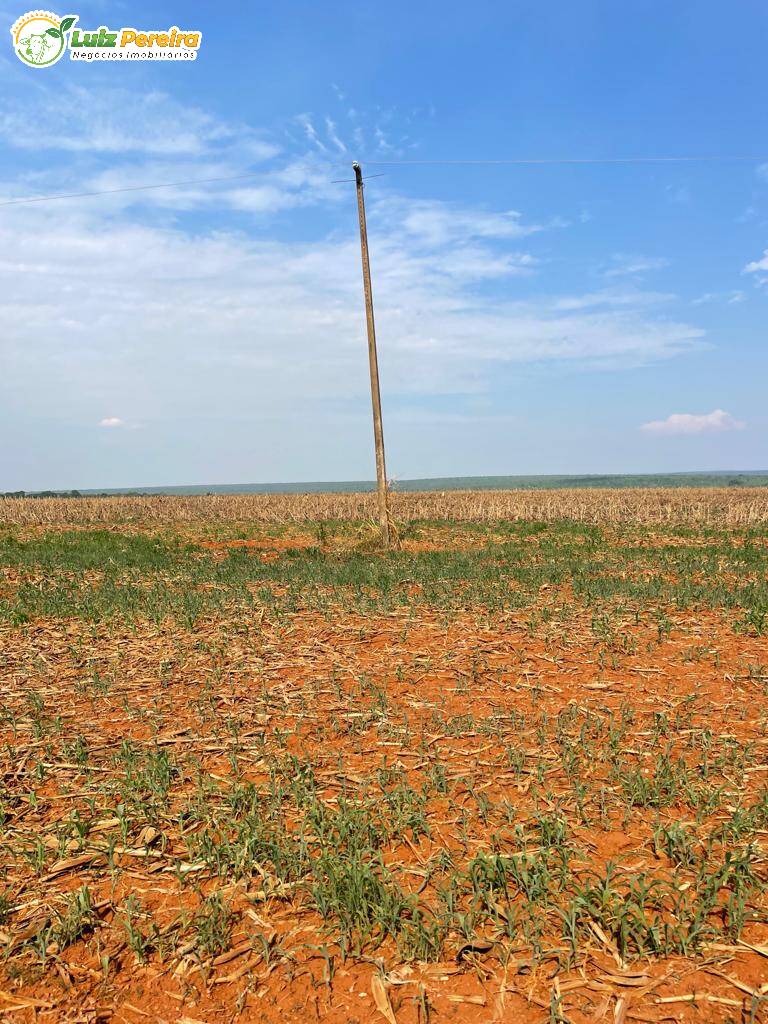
left=3, top=471, right=768, bottom=499
left=75, top=470, right=768, bottom=495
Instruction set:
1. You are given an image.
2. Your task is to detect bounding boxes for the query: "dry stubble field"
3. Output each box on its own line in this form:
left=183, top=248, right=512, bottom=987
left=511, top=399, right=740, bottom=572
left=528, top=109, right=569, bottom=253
left=0, top=490, right=767, bottom=1023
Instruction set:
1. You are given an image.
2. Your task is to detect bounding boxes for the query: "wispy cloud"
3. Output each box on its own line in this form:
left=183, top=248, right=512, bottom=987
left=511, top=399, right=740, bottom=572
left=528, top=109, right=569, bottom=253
left=604, top=254, right=670, bottom=278
left=0, top=84, right=708, bottom=454
left=665, top=184, right=691, bottom=205
left=0, top=85, right=272, bottom=157
left=295, top=106, right=412, bottom=159
left=324, top=117, right=348, bottom=154
left=553, top=288, right=674, bottom=311
left=691, top=290, right=745, bottom=305
left=640, top=410, right=745, bottom=436
left=296, top=114, right=329, bottom=153
left=0, top=195, right=706, bottom=429
left=744, top=249, right=768, bottom=282
left=374, top=197, right=544, bottom=247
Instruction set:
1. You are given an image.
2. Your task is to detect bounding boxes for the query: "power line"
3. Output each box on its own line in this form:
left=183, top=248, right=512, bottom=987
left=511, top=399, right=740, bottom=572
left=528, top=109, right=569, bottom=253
left=330, top=172, right=386, bottom=183
left=0, top=171, right=275, bottom=208
left=0, top=169, right=387, bottom=208
left=0, top=154, right=763, bottom=208
left=360, top=155, right=767, bottom=166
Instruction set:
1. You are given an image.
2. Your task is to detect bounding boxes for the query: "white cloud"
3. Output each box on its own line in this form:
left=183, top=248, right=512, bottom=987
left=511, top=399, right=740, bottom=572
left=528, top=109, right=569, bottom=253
left=604, top=254, right=670, bottom=278
left=99, top=418, right=125, bottom=428
left=0, top=196, right=705, bottom=431
left=293, top=106, right=410, bottom=158
left=665, top=184, right=691, bottom=205
left=0, top=86, right=266, bottom=157
left=0, top=84, right=708, bottom=466
left=553, top=288, right=674, bottom=311
left=296, top=114, right=329, bottom=153
left=691, top=290, right=745, bottom=306
left=640, top=410, right=745, bottom=436
left=325, top=117, right=348, bottom=154
left=375, top=196, right=543, bottom=247
left=744, top=249, right=768, bottom=281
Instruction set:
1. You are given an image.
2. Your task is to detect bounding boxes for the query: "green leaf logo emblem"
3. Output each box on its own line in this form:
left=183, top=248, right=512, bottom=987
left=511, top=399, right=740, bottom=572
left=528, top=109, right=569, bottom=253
left=10, top=11, right=76, bottom=67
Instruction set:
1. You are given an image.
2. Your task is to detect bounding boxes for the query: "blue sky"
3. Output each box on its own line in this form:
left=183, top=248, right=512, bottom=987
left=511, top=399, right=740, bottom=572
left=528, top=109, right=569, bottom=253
left=1, top=0, right=767, bottom=489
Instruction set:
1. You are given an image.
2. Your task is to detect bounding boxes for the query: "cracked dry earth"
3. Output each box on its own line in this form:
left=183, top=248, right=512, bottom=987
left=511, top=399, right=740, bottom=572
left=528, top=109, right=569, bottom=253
left=0, top=524, right=766, bottom=1023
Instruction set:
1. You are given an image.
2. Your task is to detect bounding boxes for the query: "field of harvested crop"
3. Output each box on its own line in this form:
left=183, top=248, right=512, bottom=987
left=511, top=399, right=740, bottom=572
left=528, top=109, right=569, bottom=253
left=3, top=486, right=768, bottom=528
left=0, top=492, right=767, bottom=1023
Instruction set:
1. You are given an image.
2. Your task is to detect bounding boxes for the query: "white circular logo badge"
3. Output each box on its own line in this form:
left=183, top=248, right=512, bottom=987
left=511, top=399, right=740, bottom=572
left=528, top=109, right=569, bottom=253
left=10, top=11, right=76, bottom=67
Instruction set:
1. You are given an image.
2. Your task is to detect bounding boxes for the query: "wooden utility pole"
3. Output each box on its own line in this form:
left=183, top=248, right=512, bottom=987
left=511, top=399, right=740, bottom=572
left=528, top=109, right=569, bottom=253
left=353, top=160, right=391, bottom=547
